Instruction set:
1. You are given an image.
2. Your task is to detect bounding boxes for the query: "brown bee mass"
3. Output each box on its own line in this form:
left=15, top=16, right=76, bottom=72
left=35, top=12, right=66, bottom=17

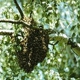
left=15, top=27, right=49, bottom=73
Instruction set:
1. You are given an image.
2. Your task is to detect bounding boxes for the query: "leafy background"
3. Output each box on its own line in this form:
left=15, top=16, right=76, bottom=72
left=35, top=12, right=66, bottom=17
left=0, top=0, right=80, bottom=80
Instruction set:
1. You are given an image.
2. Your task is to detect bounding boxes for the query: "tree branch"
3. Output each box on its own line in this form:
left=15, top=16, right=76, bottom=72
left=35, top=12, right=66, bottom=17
left=14, top=0, right=24, bottom=20
left=0, top=30, right=14, bottom=35
left=0, top=19, right=30, bottom=27
left=0, top=19, right=57, bottom=33
left=50, top=34, right=80, bottom=56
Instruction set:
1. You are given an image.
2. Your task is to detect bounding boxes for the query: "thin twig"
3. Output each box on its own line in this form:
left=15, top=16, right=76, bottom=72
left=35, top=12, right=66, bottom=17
left=49, top=41, right=59, bottom=46
left=14, top=0, right=24, bottom=20
left=29, top=0, right=34, bottom=18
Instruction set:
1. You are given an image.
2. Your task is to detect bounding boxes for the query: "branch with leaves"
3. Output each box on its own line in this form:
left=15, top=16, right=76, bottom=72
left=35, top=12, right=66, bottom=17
left=50, top=34, right=80, bottom=56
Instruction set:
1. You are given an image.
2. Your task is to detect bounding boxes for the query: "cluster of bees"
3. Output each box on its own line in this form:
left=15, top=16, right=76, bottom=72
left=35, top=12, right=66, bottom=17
left=15, top=27, right=49, bottom=73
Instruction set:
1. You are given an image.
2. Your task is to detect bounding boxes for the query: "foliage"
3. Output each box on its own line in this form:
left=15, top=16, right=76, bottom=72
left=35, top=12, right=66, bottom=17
left=0, top=0, right=80, bottom=80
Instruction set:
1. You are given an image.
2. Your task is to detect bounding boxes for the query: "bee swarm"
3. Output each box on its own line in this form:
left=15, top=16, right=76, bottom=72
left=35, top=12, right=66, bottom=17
left=15, top=27, right=49, bottom=73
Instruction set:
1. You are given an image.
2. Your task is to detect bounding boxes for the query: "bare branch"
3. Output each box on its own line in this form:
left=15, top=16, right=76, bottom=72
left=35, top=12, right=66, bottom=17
left=0, top=19, right=30, bottom=27
left=0, top=30, right=14, bottom=35
left=14, top=0, right=24, bottom=20
left=0, top=19, right=21, bottom=24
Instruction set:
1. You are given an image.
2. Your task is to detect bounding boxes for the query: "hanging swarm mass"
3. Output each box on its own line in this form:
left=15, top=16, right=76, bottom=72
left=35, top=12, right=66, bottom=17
left=15, top=27, right=49, bottom=73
